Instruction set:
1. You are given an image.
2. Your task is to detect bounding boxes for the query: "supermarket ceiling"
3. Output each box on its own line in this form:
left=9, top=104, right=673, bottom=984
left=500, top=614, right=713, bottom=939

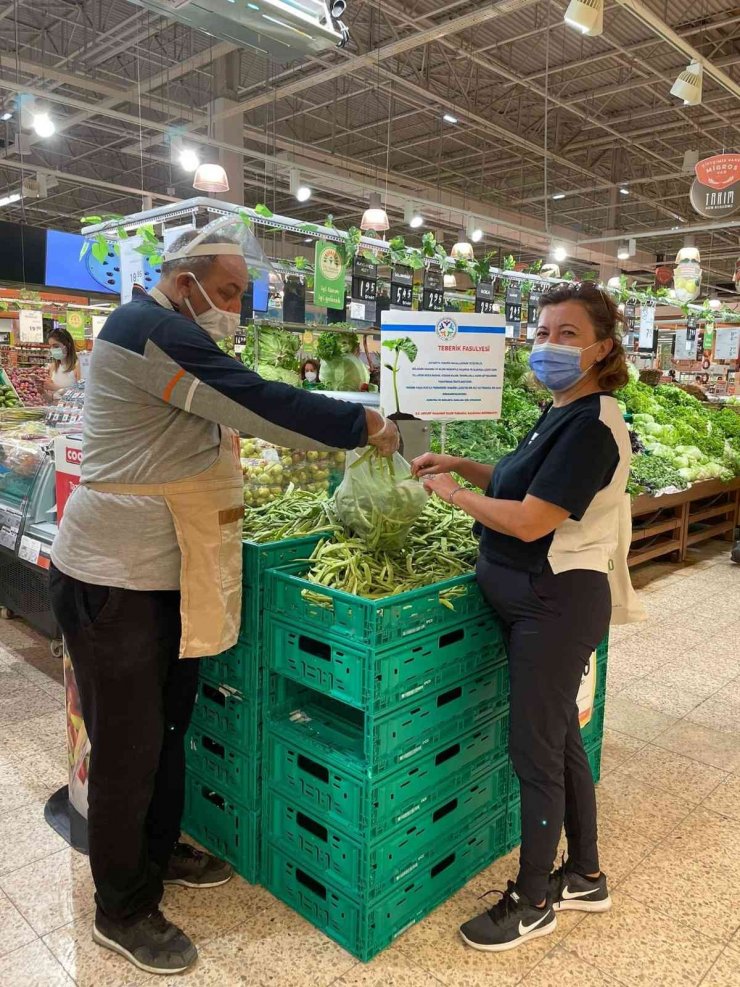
left=0, top=0, right=739, bottom=288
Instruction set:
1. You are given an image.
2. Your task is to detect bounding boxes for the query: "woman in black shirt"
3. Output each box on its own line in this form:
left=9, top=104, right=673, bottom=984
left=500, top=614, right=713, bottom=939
left=412, top=283, right=632, bottom=954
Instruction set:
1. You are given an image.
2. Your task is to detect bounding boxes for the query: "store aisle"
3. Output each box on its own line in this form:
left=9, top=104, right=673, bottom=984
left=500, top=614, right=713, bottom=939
left=0, top=543, right=738, bottom=987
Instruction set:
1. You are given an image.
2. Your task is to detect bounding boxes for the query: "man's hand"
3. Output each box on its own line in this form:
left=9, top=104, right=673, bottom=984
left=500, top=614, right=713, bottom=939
left=423, top=473, right=462, bottom=503
left=367, top=415, right=400, bottom=457
left=411, top=453, right=460, bottom=478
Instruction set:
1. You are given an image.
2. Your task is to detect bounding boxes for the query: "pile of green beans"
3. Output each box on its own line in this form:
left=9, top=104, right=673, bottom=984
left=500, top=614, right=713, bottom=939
left=242, top=487, right=338, bottom=543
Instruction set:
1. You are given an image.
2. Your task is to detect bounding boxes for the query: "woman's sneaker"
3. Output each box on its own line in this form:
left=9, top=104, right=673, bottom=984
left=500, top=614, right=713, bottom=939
left=549, top=861, right=612, bottom=913
left=93, top=909, right=197, bottom=975
left=459, top=881, right=557, bottom=952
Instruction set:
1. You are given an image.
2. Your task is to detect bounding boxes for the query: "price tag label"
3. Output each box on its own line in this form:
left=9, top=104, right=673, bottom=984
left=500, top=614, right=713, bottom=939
left=349, top=301, right=367, bottom=321
left=18, top=310, right=44, bottom=343
left=352, top=256, right=378, bottom=305
left=0, top=505, right=22, bottom=551
left=505, top=284, right=522, bottom=324
left=527, top=291, right=542, bottom=329
left=391, top=266, right=414, bottom=309
left=475, top=281, right=496, bottom=315
left=422, top=288, right=444, bottom=312
left=233, top=329, right=246, bottom=355
left=18, top=536, right=41, bottom=565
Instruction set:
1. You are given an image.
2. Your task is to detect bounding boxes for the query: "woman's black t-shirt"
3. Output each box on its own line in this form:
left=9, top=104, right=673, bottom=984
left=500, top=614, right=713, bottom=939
left=477, top=392, right=621, bottom=573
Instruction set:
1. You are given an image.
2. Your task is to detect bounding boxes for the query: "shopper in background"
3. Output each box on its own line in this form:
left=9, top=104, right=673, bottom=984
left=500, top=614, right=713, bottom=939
left=413, top=282, right=638, bottom=954
left=44, top=326, right=80, bottom=400
left=301, top=357, right=322, bottom=390
left=50, top=225, right=399, bottom=977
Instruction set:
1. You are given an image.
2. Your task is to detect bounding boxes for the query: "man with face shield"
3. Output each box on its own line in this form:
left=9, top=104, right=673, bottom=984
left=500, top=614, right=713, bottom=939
left=50, top=220, right=399, bottom=976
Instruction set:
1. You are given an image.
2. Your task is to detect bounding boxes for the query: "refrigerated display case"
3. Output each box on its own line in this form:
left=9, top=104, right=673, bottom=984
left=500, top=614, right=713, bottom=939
left=0, top=427, right=60, bottom=649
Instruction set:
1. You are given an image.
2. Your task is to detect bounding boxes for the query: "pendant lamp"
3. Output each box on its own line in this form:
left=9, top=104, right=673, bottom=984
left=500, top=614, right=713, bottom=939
left=451, top=230, right=474, bottom=261
left=360, top=192, right=389, bottom=232
left=193, top=163, right=230, bottom=193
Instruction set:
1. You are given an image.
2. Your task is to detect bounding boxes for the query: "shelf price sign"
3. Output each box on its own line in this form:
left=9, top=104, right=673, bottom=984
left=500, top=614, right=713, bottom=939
left=390, top=266, right=414, bottom=309
left=422, top=265, right=444, bottom=312
left=526, top=290, right=542, bottom=340
left=350, top=256, right=377, bottom=323
left=638, top=303, right=657, bottom=353
left=233, top=329, right=246, bottom=355
left=475, top=281, right=496, bottom=315
left=505, top=284, right=522, bottom=338
left=18, top=310, right=44, bottom=343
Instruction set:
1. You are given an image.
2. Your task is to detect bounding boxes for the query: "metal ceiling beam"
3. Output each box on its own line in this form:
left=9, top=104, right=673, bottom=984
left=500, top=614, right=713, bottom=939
left=0, top=156, right=178, bottom=202
left=614, top=0, right=740, bottom=101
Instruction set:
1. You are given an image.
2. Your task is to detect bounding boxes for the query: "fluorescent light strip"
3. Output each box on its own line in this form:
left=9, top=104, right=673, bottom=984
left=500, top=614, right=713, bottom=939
left=0, top=192, right=21, bottom=207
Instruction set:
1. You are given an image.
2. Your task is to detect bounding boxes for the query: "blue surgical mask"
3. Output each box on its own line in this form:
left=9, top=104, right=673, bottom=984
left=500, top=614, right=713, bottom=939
left=528, top=341, right=598, bottom=392
left=50, top=346, right=65, bottom=361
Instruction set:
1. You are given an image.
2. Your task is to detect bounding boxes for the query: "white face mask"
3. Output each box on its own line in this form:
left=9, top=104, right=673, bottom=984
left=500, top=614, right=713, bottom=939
left=183, top=273, right=240, bottom=342
left=305, top=371, right=318, bottom=382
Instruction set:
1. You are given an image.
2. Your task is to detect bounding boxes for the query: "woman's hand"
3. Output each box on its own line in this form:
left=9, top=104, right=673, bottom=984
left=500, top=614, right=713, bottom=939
left=411, top=452, right=460, bottom=478
left=422, top=472, right=461, bottom=503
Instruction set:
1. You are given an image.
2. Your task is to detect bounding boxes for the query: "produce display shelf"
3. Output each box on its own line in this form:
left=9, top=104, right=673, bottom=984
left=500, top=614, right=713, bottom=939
left=182, top=771, right=260, bottom=884
left=629, top=477, right=740, bottom=567
left=267, top=668, right=508, bottom=777
left=630, top=517, right=682, bottom=542
left=264, top=767, right=504, bottom=899
left=265, top=613, right=506, bottom=713
left=185, top=725, right=261, bottom=809
left=265, top=563, right=490, bottom=649
left=264, top=711, right=509, bottom=839
left=263, top=810, right=507, bottom=962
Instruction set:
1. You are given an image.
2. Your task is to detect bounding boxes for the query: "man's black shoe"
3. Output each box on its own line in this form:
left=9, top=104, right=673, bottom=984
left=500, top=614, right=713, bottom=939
left=459, top=881, right=557, bottom=952
left=549, top=860, right=612, bottom=913
left=93, top=909, right=197, bottom=975
left=163, top=842, right=233, bottom=889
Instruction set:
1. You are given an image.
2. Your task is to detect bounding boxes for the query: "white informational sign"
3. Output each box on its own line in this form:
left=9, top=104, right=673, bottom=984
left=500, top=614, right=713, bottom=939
left=163, top=222, right=195, bottom=253
left=77, top=352, right=91, bottom=380
left=119, top=236, right=146, bottom=304
left=18, top=309, right=44, bottom=343
left=714, top=328, right=740, bottom=361
left=18, top=535, right=41, bottom=566
left=638, top=304, right=656, bottom=350
left=380, top=311, right=506, bottom=421
left=91, top=315, right=107, bottom=339
left=673, top=329, right=694, bottom=358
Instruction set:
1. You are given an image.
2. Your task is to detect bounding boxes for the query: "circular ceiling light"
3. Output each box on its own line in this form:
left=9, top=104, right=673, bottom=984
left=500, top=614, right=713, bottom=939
left=32, top=111, right=55, bottom=138
left=552, top=245, right=568, bottom=263
left=179, top=148, right=200, bottom=172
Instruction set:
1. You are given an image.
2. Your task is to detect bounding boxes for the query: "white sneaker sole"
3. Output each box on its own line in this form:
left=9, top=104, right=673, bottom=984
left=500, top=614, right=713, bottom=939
left=459, top=917, right=557, bottom=952
left=163, top=871, right=233, bottom=889
left=92, top=923, right=197, bottom=976
left=554, top=895, right=612, bottom=913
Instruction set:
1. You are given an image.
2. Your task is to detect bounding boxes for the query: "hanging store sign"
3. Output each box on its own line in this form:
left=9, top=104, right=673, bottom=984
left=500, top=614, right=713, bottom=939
left=504, top=284, right=522, bottom=326
left=119, top=236, right=146, bottom=304
left=91, top=315, right=107, bottom=339
left=475, top=281, right=496, bottom=315
left=313, top=241, right=346, bottom=310
left=18, top=309, right=44, bottom=343
left=67, top=310, right=86, bottom=342
left=715, top=328, right=740, bottom=361
left=350, top=256, right=377, bottom=324
left=638, top=304, right=657, bottom=353
left=380, top=311, right=506, bottom=421
left=654, top=263, right=673, bottom=292
left=624, top=300, right=638, bottom=333
left=390, top=266, right=414, bottom=310
left=690, top=154, right=740, bottom=219
left=657, top=332, right=674, bottom=371
left=421, top=265, right=444, bottom=312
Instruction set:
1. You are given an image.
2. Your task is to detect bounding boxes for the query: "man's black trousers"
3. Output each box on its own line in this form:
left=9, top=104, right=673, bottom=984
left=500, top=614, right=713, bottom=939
left=476, top=556, right=611, bottom=904
left=49, top=564, right=200, bottom=923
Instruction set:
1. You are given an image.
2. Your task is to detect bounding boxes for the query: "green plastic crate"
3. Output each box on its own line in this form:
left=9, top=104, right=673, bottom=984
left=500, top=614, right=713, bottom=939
left=240, top=535, right=324, bottom=643
left=262, top=810, right=507, bottom=962
left=593, top=638, right=608, bottom=704
left=185, top=725, right=261, bottom=809
left=264, top=766, right=507, bottom=899
left=265, top=711, right=509, bottom=839
left=190, top=678, right=261, bottom=755
left=199, top=640, right=262, bottom=700
left=580, top=699, right=605, bottom=750
left=267, top=669, right=507, bottom=776
left=264, top=563, right=490, bottom=651
left=182, top=771, right=260, bottom=883
left=265, top=613, right=506, bottom=713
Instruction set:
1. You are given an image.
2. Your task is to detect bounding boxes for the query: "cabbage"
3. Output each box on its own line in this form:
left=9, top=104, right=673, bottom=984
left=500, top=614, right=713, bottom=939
left=320, top=354, right=370, bottom=392
left=257, top=363, right=301, bottom=387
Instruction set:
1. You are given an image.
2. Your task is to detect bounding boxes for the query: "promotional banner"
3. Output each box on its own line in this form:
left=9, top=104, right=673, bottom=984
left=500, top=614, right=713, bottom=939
left=380, top=311, right=506, bottom=421
left=313, top=240, right=346, bottom=310
left=66, top=310, right=86, bottom=342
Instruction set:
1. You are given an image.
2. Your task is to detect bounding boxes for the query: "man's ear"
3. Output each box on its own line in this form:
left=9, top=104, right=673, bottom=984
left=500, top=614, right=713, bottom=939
left=174, top=271, right=193, bottom=298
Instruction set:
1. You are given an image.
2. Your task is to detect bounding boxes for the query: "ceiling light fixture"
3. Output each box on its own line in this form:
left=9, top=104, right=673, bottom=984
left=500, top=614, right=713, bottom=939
left=179, top=147, right=200, bottom=172
left=708, top=295, right=722, bottom=310
left=451, top=229, right=474, bottom=261
left=552, top=193, right=566, bottom=200
left=290, top=168, right=312, bottom=203
left=619, top=187, right=630, bottom=196
left=1, top=111, right=11, bottom=122
left=404, top=202, right=424, bottom=229
left=0, top=191, right=21, bottom=208
left=193, top=162, right=230, bottom=193
left=552, top=244, right=568, bottom=263
left=564, top=0, right=603, bottom=36
left=31, top=111, right=55, bottom=138
left=442, top=113, right=459, bottom=124
left=469, top=226, right=483, bottom=243
left=617, top=242, right=630, bottom=261
left=444, top=273, right=457, bottom=289
left=360, top=191, right=389, bottom=232
left=670, top=61, right=703, bottom=106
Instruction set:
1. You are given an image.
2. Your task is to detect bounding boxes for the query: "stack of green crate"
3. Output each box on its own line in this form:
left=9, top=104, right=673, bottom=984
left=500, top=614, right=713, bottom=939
left=503, top=636, right=609, bottom=854
left=181, top=535, right=324, bottom=883
left=260, top=564, right=513, bottom=961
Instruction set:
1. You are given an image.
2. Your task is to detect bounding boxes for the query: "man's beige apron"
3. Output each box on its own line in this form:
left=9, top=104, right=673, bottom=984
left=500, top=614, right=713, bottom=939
left=86, top=427, right=243, bottom=658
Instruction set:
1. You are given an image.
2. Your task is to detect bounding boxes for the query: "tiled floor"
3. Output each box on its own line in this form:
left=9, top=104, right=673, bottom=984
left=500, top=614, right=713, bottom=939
left=0, top=542, right=739, bottom=987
